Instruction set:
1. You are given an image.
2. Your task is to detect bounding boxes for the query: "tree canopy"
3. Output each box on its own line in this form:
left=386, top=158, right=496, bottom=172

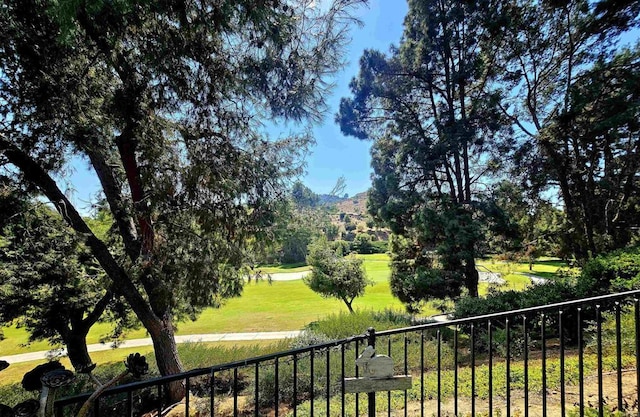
left=337, top=0, right=513, bottom=299
left=0, top=188, right=132, bottom=370
left=0, top=0, right=366, bottom=398
left=305, top=237, right=371, bottom=313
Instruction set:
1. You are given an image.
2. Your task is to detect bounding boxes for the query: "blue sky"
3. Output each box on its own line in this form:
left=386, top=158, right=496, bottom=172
left=62, top=1, right=408, bottom=212
left=297, top=0, right=408, bottom=197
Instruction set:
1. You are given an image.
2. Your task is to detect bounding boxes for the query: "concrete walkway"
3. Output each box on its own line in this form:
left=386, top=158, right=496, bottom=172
left=518, top=272, right=549, bottom=285
left=265, top=270, right=311, bottom=281
left=0, top=331, right=303, bottom=365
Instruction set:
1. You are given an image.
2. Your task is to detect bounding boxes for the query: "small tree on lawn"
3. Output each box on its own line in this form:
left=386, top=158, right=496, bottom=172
left=304, top=238, right=371, bottom=313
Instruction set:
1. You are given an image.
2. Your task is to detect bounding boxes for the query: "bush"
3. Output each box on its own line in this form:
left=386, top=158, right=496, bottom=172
left=330, top=240, right=351, bottom=256
left=576, top=246, right=640, bottom=297
left=370, top=240, right=388, bottom=253
left=454, top=281, right=579, bottom=352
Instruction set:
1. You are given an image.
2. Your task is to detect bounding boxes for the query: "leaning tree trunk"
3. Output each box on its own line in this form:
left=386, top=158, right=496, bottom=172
left=143, top=313, right=185, bottom=403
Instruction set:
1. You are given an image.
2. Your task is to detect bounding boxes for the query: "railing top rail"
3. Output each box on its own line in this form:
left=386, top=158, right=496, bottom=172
left=55, top=333, right=368, bottom=407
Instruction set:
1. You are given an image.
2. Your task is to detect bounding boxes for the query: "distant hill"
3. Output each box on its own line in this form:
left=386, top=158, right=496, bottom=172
left=334, top=191, right=369, bottom=216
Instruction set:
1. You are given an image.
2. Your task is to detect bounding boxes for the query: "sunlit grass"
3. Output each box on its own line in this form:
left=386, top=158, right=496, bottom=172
left=0, top=340, right=286, bottom=387
left=0, top=255, right=568, bottom=358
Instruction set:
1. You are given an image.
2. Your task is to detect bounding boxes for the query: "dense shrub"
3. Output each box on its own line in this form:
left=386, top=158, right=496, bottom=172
left=330, top=240, right=351, bottom=256
left=576, top=246, right=640, bottom=297
left=456, top=247, right=640, bottom=323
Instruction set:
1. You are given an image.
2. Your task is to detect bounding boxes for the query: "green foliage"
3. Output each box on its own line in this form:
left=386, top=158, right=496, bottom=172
left=351, top=233, right=373, bottom=254
left=488, top=180, right=566, bottom=259
left=278, top=210, right=324, bottom=264
left=330, top=240, right=352, bottom=256
left=501, top=1, right=640, bottom=260
left=454, top=281, right=577, bottom=320
left=305, top=310, right=412, bottom=340
left=291, top=181, right=320, bottom=208
left=338, top=0, right=516, bottom=303
left=0, top=190, right=130, bottom=370
left=304, top=238, right=372, bottom=313
left=389, top=235, right=464, bottom=313
left=1, top=0, right=366, bottom=382
left=576, top=246, right=640, bottom=297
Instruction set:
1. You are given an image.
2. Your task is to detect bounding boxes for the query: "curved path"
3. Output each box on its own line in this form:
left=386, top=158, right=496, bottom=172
left=2, top=271, right=311, bottom=365
left=1, top=331, right=303, bottom=365
left=1, top=270, right=549, bottom=365
left=257, top=270, right=311, bottom=281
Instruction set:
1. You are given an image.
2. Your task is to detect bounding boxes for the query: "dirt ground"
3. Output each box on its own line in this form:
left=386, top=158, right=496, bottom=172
left=389, top=369, right=638, bottom=416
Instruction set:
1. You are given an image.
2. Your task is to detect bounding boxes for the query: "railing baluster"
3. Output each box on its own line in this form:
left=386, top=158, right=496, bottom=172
left=404, top=334, right=408, bottom=417
left=635, top=298, right=640, bottom=417
left=233, top=368, right=238, bottom=417
left=294, top=353, right=299, bottom=417
left=341, top=345, right=345, bottom=417
left=437, top=329, right=441, bottom=417
left=597, top=305, right=603, bottom=417
left=326, top=347, right=330, bottom=417
left=506, top=317, right=511, bottom=417
left=542, top=312, right=547, bottom=417
left=388, top=337, right=392, bottom=417
left=578, top=307, right=584, bottom=417
left=615, top=301, right=623, bottom=413
left=186, top=377, right=191, bottom=417
left=454, top=326, right=458, bottom=417
left=420, top=330, right=425, bottom=417
left=157, top=383, right=163, bottom=417
left=127, top=390, right=132, bottom=417
left=559, top=310, right=565, bottom=417
left=524, top=316, right=529, bottom=417
left=488, top=320, right=493, bottom=417
left=310, top=348, right=315, bottom=417
left=254, top=365, right=259, bottom=417
left=211, top=370, right=216, bottom=416
left=471, top=323, right=476, bottom=417
left=355, top=339, right=359, bottom=417
left=275, top=358, right=280, bottom=417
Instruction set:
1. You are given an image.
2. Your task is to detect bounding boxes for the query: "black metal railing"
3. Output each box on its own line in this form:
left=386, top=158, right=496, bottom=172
left=55, top=289, right=640, bottom=416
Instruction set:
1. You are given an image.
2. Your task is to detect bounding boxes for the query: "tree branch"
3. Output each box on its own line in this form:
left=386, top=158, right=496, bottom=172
left=0, top=134, right=156, bottom=321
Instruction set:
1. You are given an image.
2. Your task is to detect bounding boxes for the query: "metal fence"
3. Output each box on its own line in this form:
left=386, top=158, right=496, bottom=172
left=55, top=289, right=640, bottom=416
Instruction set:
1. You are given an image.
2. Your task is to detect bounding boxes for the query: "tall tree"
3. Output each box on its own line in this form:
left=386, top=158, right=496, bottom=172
left=0, top=0, right=364, bottom=399
left=537, top=49, right=640, bottom=255
left=337, top=0, right=511, bottom=298
left=496, top=0, right=640, bottom=258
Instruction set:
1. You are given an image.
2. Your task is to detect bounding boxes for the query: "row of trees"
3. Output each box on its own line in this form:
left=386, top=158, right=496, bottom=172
left=337, top=0, right=640, bottom=306
left=1, top=0, right=366, bottom=401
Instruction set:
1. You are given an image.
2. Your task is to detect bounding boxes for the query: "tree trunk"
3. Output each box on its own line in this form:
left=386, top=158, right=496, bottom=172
left=65, top=331, right=94, bottom=372
left=344, top=299, right=355, bottom=314
left=465, top=258, right=479, bottom=298
left=145, top=314, right=185, bottom=403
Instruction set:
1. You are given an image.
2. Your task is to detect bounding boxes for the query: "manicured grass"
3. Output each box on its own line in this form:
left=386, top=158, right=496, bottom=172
left=0, top=255, right=567, bottom=358
left=0, top=255, right=401, bottom=357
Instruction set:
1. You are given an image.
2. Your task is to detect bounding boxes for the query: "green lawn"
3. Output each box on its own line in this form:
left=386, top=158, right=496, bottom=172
left=0, top=254, right=567, bottom=357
